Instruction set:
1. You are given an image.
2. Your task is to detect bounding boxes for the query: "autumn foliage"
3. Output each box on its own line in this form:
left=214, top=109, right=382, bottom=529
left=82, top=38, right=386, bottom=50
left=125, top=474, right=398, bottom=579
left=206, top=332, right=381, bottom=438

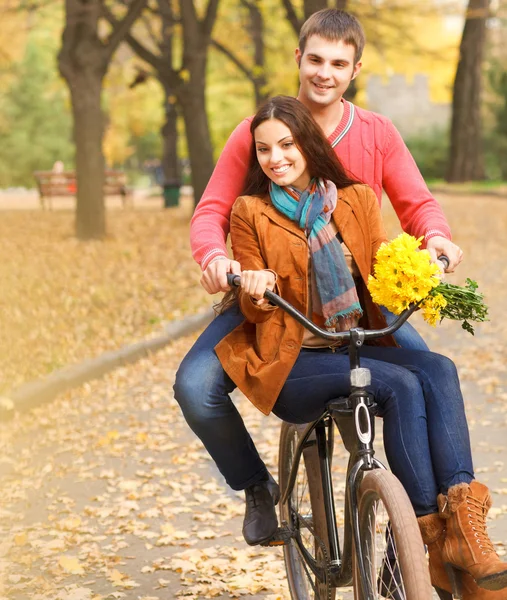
left=0, top=205, right=214, bottom=394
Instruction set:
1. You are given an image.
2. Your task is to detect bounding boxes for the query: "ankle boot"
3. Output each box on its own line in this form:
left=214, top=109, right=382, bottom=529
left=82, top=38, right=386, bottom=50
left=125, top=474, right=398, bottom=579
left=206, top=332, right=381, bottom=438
left=462, top=577, right=507, bottom=600
left=418, top=513, right=453, bottom=598
left=242, top=472, right=280, bottom=546
left=418, top=513, right=507, bottom=600
left=438, top=481, right=507, bottom=591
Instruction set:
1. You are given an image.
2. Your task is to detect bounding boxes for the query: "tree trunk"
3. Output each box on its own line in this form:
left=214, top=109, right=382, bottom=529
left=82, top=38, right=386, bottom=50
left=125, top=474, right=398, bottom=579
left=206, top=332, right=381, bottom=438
left=284, top=0, right=347, bottom=37
left=69, top=75, right=106, bottom=239
left=161, top=96, right=180, bottom=184
left=179, top=0, right=219, bottom=206
left=178, top=81, right=215, bottom=204
left=447, top=0, right=489, bottom=182
left=58, top=0, right=107, bottom=239
left=59, top=0, right=147, bottom=239
left=116, top=0, right=219, bottom=207
left=159, top=2, right=180, bottom=185
left=344, top=78, right=357, bottom=101
left=304, top=0, right=328, bottom=20
left=244, top=0, right=269, bottom=107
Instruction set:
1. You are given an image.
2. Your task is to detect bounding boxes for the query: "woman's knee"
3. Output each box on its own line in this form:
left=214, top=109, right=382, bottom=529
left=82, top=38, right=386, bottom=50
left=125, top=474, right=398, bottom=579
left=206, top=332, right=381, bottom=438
left=374, top=367, right=422, bottom=415
left=416, top=352, right=459, bottom=383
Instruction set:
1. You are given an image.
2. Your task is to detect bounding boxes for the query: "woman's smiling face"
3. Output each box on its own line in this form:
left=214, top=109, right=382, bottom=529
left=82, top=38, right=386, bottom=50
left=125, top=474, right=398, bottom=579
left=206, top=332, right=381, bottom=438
left=254, top=118, right=311, bottom=191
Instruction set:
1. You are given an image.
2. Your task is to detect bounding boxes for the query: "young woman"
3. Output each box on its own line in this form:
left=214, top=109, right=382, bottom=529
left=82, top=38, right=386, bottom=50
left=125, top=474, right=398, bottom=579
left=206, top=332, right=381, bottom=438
left=213, top=96, right=507, bottom=597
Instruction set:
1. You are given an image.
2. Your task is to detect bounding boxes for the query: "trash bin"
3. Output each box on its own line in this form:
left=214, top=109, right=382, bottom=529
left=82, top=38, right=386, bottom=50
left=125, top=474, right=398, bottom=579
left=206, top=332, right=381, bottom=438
left=163, top=180, right=181, bottom=208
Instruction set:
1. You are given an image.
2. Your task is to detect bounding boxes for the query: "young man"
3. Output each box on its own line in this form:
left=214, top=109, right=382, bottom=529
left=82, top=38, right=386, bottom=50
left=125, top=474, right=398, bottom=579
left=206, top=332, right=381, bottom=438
left=175, top=7, right=466, bottom=572
left=192, top=11, right=462, bottom=295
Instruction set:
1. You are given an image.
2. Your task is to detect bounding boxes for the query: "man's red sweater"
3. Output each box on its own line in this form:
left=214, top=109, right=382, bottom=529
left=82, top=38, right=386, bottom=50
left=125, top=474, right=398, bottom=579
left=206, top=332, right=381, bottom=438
left=191, top=100, right=451, bottom=271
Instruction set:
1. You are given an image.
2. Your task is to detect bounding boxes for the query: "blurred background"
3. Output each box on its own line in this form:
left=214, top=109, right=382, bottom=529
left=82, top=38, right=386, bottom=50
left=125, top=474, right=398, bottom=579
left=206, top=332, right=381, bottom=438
left=0, top=0, right=506, bottom=225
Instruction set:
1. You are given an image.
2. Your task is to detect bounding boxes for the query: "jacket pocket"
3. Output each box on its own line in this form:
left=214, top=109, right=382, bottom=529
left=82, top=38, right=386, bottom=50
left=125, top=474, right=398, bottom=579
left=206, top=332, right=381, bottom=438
left=255, top=321, right=284, bottom=363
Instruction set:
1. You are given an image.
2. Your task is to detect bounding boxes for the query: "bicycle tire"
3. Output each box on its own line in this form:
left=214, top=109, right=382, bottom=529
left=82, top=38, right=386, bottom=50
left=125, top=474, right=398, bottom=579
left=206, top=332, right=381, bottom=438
left=279, top=422, right=337, bottom=600
left=352, top=469, right=432, bottom=600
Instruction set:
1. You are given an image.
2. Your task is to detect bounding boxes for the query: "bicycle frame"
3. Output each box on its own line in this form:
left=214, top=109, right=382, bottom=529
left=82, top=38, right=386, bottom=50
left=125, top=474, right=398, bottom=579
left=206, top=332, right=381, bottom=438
left=280, top=327, right=388, bottom=598
left=225, top=273, right=437, bottom=599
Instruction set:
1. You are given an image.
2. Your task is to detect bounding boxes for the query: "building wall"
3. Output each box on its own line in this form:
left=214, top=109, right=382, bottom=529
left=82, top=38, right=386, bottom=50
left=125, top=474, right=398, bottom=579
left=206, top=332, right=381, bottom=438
left=366, top=74, right=451, bottom=138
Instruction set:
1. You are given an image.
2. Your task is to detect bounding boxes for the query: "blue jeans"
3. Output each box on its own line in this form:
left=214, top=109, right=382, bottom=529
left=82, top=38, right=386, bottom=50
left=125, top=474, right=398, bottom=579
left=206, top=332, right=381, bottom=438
left=173, top=305, right=471, bottom=512
left=272, top=346, right=474, bottom=516
left=380, top=306, right=429, bottom=351
left=174, top=305, right=268, bottom=490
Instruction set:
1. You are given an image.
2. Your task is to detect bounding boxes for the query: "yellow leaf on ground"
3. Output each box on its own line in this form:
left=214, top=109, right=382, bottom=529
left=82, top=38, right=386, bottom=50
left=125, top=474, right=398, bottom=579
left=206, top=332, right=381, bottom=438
left=13, top=532, right=28, bottom=546
left=59, top=555, right=85, bottom=574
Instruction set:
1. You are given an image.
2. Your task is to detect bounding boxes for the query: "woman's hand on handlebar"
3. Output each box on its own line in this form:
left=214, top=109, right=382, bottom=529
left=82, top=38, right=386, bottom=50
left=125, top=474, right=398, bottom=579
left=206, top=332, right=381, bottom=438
left=239, top=270, right=276, bottom=304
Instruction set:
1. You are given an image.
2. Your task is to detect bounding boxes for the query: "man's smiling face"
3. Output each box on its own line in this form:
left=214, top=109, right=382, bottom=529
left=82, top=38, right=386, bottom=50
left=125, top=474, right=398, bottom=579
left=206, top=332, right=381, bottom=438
left=296, top=35, right=361, bottom=109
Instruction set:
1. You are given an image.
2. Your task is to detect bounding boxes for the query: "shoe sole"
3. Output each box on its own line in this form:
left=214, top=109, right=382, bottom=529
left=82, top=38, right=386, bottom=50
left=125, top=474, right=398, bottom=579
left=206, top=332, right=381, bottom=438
left=477, top=571, right=507, bottom=591
left=243, top=528, right=279, bottom=546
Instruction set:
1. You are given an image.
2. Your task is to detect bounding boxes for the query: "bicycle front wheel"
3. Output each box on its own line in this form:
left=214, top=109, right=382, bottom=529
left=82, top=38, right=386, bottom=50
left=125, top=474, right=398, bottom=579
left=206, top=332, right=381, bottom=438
left=279, top=422, right=336, bottom=600
left=353, top=469, right=432, bottom=600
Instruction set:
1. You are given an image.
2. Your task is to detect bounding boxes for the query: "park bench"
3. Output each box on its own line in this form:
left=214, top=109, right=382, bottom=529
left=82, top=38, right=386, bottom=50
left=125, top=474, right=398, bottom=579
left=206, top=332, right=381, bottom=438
left=33, top=170, right=130, bottom=210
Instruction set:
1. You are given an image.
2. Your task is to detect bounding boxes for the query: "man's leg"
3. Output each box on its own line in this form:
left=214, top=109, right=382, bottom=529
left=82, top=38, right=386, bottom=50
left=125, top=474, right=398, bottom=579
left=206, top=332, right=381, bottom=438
left=380, top=306, right=429, bottom=351
left=173, top=305, right=269, bottom=490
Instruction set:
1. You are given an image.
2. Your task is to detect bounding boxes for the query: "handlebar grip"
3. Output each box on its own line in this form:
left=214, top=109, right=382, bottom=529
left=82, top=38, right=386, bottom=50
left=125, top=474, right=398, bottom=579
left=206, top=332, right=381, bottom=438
left=226, top=273, right=241, bottom=287
left=438, top=255, right=450, bottom=270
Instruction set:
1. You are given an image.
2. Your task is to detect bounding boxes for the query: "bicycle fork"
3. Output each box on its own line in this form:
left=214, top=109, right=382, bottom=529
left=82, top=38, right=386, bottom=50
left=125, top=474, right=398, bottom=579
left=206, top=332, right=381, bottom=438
left=345, top=328, right=387, bottom=600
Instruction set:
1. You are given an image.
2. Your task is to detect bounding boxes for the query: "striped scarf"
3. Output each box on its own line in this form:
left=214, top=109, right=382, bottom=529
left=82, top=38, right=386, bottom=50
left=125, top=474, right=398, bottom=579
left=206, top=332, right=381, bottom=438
left=269, top=179, right=362, bottom=331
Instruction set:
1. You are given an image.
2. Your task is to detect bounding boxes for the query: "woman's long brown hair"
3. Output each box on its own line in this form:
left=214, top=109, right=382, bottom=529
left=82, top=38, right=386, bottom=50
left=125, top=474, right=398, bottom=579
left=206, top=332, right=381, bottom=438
left=242, top=95, right=359, bottom=196
left=217, top=95, right=360, bottom=314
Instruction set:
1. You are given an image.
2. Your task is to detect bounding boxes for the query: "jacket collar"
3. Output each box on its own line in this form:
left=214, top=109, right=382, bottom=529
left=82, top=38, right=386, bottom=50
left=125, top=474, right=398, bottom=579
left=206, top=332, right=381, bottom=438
left=257, top=189, right=354, bottom=238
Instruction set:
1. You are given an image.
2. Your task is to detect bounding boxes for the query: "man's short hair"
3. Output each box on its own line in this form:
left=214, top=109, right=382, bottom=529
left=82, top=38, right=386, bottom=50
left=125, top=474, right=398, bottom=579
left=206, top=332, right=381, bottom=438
left=299, top=9, right=365, bottom=64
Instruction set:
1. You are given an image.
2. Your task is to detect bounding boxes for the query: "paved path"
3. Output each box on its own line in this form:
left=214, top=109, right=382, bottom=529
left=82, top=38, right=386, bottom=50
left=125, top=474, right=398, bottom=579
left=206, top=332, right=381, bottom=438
left=0, top=193, right=506, bottom=600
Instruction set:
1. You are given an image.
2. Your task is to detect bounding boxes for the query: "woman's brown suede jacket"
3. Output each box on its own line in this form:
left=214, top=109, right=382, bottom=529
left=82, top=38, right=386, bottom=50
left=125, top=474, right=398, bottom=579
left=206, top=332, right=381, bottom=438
left=215, top=183, right=396, bottom=416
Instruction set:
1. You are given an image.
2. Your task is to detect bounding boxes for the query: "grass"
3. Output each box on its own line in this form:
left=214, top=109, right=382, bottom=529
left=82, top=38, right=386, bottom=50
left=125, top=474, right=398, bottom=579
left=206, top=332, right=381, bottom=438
left=426, top=179, right=507, bottom=194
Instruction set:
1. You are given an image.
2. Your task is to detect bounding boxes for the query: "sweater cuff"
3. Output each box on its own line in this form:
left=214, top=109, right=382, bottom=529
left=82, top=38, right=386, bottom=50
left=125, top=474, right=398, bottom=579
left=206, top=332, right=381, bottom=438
left=424, top=229, right=451, bottom=243
left=201, top=249, right=229, bottom=271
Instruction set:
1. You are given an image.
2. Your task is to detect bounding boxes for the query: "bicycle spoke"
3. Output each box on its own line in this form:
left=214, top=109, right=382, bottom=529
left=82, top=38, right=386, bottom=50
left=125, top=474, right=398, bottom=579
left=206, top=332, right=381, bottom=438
left=362, top=492, right=409, bottom=598
left=279, top=423, right=333, bottom=599
left=355, top=470, right=433, bottom=600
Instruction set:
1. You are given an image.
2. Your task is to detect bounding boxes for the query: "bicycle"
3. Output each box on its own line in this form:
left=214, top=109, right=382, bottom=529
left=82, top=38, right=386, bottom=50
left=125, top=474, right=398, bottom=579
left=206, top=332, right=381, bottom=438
left=228, top=272, right=438, bottom=600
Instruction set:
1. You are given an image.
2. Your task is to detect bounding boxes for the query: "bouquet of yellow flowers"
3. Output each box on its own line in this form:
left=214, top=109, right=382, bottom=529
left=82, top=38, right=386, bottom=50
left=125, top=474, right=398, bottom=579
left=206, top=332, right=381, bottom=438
left=367, top=233, right=488, bottom=335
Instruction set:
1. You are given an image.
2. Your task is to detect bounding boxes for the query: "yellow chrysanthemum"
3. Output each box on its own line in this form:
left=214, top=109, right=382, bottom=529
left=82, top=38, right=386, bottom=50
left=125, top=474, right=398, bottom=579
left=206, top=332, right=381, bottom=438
left=421, top=293, right=448, bottom=327
left=368, top=233, right=441, bottom=315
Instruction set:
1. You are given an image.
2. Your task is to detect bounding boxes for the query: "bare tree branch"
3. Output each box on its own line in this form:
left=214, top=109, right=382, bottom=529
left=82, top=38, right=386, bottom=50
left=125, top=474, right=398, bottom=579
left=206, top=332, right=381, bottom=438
left=102, top=3, right=167, bottom=75
left=202, top=0, right=221, bottom=38
left=140, top=10, right=160, bottom=48
left=211, top=39, right=255, bottom=81
left=157, top=0, right=175, bottom=64
left=281, top=0, right=301, bottom=34
left=104, top=0, right=148, bottom=60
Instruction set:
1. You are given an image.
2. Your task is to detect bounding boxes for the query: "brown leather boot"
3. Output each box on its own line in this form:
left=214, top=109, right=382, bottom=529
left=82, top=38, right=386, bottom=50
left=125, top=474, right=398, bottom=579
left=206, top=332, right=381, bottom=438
left=418, top=513, right=453, bottom=598
left=418, top=512, right=507, bottom=600
left=462, top=578, right=507, bottom=600
left=438, top=481, right=507, bottom=592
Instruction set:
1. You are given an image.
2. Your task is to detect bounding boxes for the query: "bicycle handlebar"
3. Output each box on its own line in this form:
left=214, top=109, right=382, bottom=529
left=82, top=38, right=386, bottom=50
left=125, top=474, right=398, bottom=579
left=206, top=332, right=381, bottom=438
left=226, top=273, right=422, bottom=343
left=438, top=255, right=450, bottom=270
left=226, top=252, right=449, bottom=343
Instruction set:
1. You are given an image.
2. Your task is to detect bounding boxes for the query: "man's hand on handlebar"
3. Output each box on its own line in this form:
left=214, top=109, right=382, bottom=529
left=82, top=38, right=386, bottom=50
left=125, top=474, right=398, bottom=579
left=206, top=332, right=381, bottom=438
left=426, top=236, right=463, bottom=273
left=200, top=257, right=241, bottom=294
